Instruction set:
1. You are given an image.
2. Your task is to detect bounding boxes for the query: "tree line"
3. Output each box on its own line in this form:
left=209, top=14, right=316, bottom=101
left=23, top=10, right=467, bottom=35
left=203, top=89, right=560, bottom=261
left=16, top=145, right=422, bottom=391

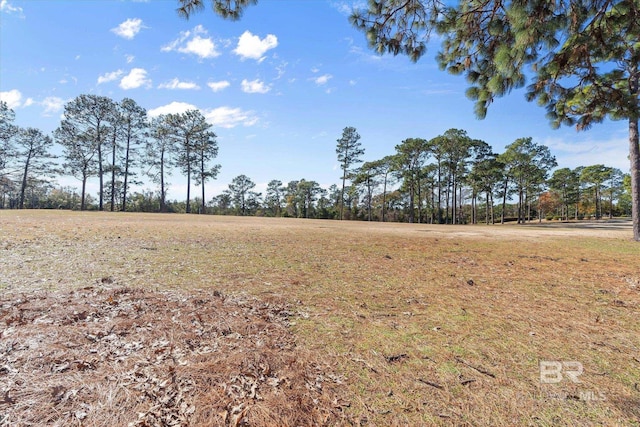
left=175, top=1, right=640, bottom=235
left=1, top=96, right=219, bottom=214
left=209, top=128, right=629, bottom=224
left=0, top=98, right=631, bottom=224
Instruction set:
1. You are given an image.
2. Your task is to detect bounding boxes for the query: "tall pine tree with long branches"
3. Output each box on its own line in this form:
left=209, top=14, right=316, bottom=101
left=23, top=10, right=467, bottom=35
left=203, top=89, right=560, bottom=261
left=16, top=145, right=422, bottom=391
left=165, top=109, right=212, bottom=214
left=58, top=94, right=115, bottom=211
left=336, top=126, right=364, bottom=220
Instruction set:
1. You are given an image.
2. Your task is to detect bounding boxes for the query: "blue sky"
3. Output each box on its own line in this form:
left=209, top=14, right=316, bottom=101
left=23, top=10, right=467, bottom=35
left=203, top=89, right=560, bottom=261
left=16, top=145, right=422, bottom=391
left=0, top=0, right=630, bottom=201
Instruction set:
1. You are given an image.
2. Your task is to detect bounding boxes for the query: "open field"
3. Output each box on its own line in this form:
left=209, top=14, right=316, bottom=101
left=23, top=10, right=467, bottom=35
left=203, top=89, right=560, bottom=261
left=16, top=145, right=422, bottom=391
left=1, top=211, right=639, bottom=426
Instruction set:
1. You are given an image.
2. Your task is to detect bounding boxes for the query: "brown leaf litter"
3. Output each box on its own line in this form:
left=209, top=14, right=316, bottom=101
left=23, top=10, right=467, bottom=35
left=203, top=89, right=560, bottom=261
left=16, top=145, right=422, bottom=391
left=0, top=287, right=348, bottom=426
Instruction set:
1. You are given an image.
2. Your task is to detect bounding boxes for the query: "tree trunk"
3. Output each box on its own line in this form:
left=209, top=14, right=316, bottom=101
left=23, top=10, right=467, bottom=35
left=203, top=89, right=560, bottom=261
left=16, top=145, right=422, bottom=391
left=19, top=152, right=31, bottom=209
left=122, top=131, right=131, bottom=212
left=501, top=178, right=508, bottom=224
left=490, top=191, right=495, bottom=224
left=81, top=174, right=87, bottom=211
left=186, top=141, right=191, bottom=214
left=160, top=148, right=166, bottom=213
left=430, top=186, right=436, bottom=224
left=629, top=116, right=640, bottom=241
left=201, top=176, right=206, bottom=213
left=110, top=133, right=116, bottom=211
left=485, top=191, right=490, bottom=224
left=627, top=64, right=639, bottom=240
left=459, top=185, right=463, bottom=224
left=436, top=161, right=442, bottom=223
left=381, top=171, right=388, bottom=222
left=517, top=188, right=522, bottom=224
left=201, top=151, right=206, bottom=214
left=452, top=175, right=457, bottom=225
left=367, top=180, right=373, bottom=221
left=445, top=173, right=451, bottom=224
left=186, top=170, right=191, bottom=214
left=97, top=125, right=104, bottom=211
left=416, top=176, right=422, bottom=224
left=471, top=192, right=476, bottom=224
left=408, top=184, right=415, bottom=223
left=518, top=188, right=524, bottom=224
left=340, top=154, right=348, bottom=220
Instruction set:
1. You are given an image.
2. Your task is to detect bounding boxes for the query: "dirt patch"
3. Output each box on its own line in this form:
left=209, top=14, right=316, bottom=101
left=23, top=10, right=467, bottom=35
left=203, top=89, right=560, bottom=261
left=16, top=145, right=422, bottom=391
left=0, top=286, right=348, bottom=426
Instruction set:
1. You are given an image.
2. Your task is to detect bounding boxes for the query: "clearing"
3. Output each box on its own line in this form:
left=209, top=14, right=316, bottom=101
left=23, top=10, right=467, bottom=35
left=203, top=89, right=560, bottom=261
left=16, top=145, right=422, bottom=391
left=0, top=211, right=638, bottom=426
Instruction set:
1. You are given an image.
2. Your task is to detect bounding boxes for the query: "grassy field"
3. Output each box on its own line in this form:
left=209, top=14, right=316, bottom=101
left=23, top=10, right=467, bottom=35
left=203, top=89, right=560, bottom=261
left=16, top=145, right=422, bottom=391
left=1, top=210, right=639, bottom=426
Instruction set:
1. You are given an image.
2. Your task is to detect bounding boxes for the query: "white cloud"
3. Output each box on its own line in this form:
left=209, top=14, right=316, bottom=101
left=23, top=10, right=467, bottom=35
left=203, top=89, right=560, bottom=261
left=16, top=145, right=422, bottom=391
left=148, top=103, right=258, bottom=128
left=1, top=91, right=64, bottom=114
left=241, top=79, right=270, bottom=94
left=0, top=89, right=22, bottom=109
left=41, top=96, right=65, bottom=116
left=422, top=87, right=456, bottom=95
left=275, top=62, right=288, bottom=79
left=97, top=69, right=124, bottom=84
left=183, top=36, right=218, bottom=59
left=207, top=81, right=230, bottom=92
left=148, top=101, right=198, bottom=117
left=119, top=68, right=151, bottom=90
left=111, top=18, right=145, bottom=39
left=125, top=54, right=135, bottom=63
left=233, top=30, right=278, bottom=61
left=313, top=74, right=332, bottom=85
left=205, top=106, right=258, bottom=128
left=158, top=78, right=201, bottom=90
left=329, top=1, right=366, bottom=16
left=312, top=131, right=328, bottom=140
left=162, top=25, right=220, bottom=59
left=348, top=43, right=384, bottom=63
left=0, top=0, right=22, bottom=14
left=543, top=136, right=630, bottom=172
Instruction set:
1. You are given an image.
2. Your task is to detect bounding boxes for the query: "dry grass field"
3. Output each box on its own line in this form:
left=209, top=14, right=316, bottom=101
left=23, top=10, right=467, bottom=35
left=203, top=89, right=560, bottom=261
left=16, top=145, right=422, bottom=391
left=1, top=210, right=639, bottom=426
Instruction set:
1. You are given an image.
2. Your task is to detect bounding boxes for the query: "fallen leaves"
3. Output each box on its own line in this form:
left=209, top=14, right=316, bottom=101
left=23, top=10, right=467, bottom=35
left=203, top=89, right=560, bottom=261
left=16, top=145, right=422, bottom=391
left=0, top=286, right=347, bottom=426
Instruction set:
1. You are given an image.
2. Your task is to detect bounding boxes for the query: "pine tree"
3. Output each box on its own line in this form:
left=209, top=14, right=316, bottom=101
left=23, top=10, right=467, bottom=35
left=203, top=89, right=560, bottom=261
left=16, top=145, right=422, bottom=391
left=14, top=128, right=56, bottom=209
left=336, top=126, right=364, bottom=220
left=165, top=109, right=212, bottom=214
left=351, top=0, right=640, bottom=239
